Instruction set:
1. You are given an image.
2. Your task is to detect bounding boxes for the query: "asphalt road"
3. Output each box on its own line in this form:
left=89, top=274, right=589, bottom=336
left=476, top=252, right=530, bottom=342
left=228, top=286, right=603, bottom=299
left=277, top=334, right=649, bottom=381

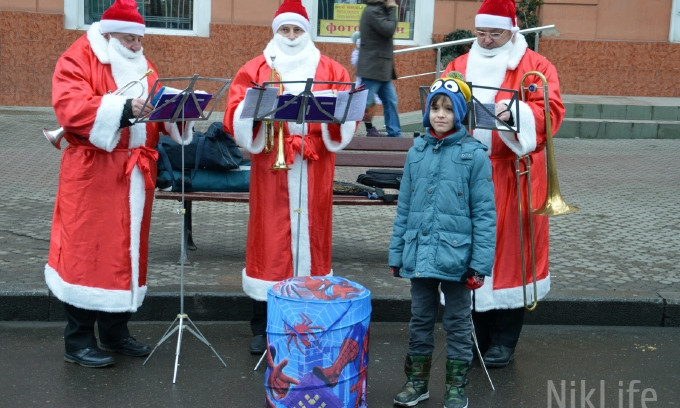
left=1, top=322, right=678, bottom=407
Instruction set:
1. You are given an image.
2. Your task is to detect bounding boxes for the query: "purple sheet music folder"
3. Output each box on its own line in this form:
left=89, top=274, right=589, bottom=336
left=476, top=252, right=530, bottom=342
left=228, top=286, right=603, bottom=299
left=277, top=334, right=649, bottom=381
left=274, top=93, right=337, bottom=122
left=149, top=90, right=212, bottom=121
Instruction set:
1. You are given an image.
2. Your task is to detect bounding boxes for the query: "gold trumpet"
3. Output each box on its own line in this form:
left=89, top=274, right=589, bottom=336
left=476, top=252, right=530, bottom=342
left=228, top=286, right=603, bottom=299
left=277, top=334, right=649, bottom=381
left=43, top=69, right=154, bottom=150
left=265, top=58, right=289, bottom=171
left=516, top=70, right=579, bottom=311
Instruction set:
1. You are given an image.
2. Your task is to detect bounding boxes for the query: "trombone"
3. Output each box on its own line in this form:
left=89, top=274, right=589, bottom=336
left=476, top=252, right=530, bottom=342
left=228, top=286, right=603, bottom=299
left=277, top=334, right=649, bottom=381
left=43, top=69, right=154, bottom=150
left=516, top=70, right=579, bottom=311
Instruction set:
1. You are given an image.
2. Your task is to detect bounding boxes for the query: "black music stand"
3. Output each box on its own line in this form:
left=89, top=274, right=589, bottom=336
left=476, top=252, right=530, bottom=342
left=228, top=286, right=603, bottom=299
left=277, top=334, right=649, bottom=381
left=242, top=78, right=366, bottom=370
left=419, top=83, right=519, bottom=132
left=468, top=84, right=519, bottom=132
left=245, top=78, right=365, bottom=275
left=135, top=74, right=231, bottom=383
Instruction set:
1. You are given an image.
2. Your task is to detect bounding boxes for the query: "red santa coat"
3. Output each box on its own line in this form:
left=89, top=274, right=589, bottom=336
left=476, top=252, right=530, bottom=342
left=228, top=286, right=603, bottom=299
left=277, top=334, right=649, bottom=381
left=224, top=39, right=356, bottom=301
left=45, top=23, right=189, bottom=313
left=443, top=34, right=565, bottom=311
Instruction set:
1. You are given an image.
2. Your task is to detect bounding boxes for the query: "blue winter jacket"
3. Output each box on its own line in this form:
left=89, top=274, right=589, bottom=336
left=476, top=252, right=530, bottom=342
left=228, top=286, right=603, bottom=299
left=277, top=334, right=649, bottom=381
left=388, top=129, right=496, bottom=281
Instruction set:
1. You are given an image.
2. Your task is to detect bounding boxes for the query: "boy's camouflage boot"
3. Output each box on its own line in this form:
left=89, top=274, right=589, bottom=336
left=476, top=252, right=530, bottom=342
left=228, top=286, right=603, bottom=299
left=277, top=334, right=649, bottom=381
left=393, top=354, right=432, bottom=407
left=444, top=359, right=470, bottom=408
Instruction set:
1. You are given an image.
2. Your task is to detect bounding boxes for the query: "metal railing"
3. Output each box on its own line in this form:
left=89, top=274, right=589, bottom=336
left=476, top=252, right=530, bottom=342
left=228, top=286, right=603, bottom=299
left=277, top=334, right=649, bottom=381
left=394, top=25, right=558, bottom=81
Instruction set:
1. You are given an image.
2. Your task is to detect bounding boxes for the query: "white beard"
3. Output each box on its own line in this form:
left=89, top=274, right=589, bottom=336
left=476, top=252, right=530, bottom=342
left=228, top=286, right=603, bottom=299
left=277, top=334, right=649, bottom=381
left=107, top=37, right=149, bottom=100
left=263, top=33, right=320, bottom=96
left=107, top=36, right=149, bottom=149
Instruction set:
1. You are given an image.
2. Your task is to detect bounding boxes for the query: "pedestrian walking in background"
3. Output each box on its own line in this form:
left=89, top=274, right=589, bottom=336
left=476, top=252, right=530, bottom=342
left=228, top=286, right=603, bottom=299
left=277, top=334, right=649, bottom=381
left=350, top=30, right=385, bottom=137
left=356, top=0, right=402, bottom=138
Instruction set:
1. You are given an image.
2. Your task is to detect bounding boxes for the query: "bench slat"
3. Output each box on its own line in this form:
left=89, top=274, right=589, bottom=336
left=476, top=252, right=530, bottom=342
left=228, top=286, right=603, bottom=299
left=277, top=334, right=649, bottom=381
left=335, top=151, right=405, bottom=168
left=154, top=191, right=396, bottom=205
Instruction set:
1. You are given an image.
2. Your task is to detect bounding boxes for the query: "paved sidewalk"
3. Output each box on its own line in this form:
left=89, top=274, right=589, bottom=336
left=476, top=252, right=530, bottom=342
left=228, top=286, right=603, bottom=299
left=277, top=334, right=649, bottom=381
left=1, top=107, right=679, bottom=325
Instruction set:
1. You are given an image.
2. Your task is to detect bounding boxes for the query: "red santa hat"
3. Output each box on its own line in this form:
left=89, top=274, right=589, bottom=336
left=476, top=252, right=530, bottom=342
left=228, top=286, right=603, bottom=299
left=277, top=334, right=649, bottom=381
left=271, top=0, right=310, bottom=34
left=475, top=0, right=519, bottom=33
left=99, top=0, right=146, bottom=37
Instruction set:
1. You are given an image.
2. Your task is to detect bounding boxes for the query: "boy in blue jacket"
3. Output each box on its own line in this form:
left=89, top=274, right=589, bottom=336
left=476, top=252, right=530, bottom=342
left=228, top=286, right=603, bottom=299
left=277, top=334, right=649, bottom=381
left=389, top=75, right=496, bottom=408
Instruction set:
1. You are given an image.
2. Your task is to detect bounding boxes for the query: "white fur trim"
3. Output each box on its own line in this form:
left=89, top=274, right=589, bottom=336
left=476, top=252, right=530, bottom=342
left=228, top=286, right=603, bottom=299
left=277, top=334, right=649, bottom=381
left=473, top=273, right=550, bottom=311
left=88, top=23, right=110, bottom=63
left=90, top=93, right=125, bottom=152
left=496, top=99, right=536, bottom=156
left=163, top=121, right=194, bottom=145
left=99, top=20, right=145, bottom=37
left=242, top=268, right=275, bottom=301
left=233, top=100, right=266, bottom=153
left=288, top=155, right=312, bottom=276
left=128, top=164, right=144, bottom=309
left=45, top=264, right=146, bottom=313
left=272, top=12, right=310, bottom=34
left=475, top=14, right=514, bottom=31
left=321, top=121, right=356, bottom=152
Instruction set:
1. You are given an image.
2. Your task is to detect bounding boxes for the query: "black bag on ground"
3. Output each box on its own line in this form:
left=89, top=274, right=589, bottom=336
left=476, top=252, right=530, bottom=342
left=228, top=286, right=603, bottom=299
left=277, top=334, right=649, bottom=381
left=356, top=168, right=403, bottom=189
left=157, top=121, right=242, bottom=172
left=156, top=122, right=250, bottom=192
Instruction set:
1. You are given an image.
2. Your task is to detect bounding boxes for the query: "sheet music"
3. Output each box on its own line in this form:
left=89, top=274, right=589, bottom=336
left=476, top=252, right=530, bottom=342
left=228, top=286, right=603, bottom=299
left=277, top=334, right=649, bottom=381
left=472, top=100, right=516, bottom=131
left=335, top=89, right=368, bottom=122
left=240, top=87, right=279, bottom=120
left=473, top=102, right=498, bottom=128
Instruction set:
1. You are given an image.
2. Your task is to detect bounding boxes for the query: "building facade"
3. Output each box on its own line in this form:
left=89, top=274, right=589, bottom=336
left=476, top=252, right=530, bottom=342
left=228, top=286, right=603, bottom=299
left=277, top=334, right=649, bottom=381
left=1, top=0, right=679, bottom=111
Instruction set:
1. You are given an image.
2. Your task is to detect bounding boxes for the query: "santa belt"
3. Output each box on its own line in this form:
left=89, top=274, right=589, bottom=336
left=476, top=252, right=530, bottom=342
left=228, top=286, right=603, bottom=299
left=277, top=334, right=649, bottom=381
left=283, top=134, right=322, bottom=165
left=76, top=145, right=159, bottom=189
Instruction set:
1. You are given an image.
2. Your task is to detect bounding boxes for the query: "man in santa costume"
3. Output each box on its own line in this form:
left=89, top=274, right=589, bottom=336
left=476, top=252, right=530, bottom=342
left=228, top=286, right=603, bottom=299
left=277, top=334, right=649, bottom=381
left=45, top=0, right=192, bottom=368
left=442, top=0, right=565, bottom=368
left=223, top=0, right=356, bottom=355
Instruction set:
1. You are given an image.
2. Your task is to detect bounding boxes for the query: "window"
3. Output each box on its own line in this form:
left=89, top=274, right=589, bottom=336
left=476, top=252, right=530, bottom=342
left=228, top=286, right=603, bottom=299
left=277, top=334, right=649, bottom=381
left=64, top=0, right=211, bottom=37
left=304, top=0, right=434, bottom=45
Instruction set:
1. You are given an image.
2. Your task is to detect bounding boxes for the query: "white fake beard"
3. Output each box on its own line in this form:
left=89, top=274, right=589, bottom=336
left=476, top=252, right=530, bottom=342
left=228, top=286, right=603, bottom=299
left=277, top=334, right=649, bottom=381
left=272, top=32, right=312, bottom=56
left=473, top=36, right=515, bottom=58
left=107, top=36, right=148, bottom=99
left=265, top=32, right=320, bottom=96
left=107, top=36, right=149, bottom=148
left=109, top=36, right=145, bottom=61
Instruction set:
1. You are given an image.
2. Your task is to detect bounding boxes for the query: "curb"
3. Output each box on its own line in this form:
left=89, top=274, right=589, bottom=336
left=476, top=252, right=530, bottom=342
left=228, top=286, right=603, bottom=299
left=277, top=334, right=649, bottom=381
left=2, top=291, right=678, bottom=327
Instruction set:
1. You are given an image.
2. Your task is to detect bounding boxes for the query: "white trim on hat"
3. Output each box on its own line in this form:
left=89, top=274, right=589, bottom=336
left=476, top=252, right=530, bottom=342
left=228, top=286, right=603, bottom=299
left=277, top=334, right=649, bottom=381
left=100, top=19, right=145, bottom=37
left=475, top=14, right=518, bottom=32
left=272, top=12, right=310, bottom=34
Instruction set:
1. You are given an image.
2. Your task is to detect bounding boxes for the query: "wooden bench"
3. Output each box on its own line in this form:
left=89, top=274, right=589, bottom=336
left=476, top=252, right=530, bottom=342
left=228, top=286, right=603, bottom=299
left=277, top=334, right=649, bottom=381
left=154, top=136, right=415, bottom=250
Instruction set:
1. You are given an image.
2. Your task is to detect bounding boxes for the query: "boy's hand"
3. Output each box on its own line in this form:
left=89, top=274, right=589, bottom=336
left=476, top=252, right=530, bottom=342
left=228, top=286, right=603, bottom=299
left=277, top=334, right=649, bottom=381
left=390, top=266, right=401, bottom=278
left=462, top=268, right=484, bottom=290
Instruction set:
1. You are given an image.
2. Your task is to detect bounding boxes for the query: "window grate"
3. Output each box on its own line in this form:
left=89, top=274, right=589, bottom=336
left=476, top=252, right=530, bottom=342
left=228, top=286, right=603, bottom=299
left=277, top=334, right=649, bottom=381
left=85, top=0, right=194, bottom=31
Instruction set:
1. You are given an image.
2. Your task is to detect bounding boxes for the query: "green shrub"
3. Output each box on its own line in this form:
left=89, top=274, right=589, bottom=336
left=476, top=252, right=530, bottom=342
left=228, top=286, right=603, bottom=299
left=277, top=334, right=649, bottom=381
left=517, top=0, right=544, bottom=51
left=438, top=29, right=474, bottom=69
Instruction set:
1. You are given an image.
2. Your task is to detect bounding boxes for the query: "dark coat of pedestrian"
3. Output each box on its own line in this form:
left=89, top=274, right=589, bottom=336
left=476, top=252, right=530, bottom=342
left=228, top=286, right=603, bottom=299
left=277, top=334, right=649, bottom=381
left=356, top=0, right=398, bottom=81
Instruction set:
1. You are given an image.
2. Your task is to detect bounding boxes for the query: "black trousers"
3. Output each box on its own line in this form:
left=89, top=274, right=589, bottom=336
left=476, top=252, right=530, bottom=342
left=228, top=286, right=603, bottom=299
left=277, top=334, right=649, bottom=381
left=63, top=303, right=131, bottom=352
left=250, top=299, right=267, bottom=337
left=472, top=308, right=525, bottom=354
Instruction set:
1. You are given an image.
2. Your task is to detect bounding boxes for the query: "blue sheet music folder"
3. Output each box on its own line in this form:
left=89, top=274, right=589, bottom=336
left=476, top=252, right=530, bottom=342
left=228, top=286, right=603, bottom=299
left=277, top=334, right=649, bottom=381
left=149, top=87, right=212, bottom=120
